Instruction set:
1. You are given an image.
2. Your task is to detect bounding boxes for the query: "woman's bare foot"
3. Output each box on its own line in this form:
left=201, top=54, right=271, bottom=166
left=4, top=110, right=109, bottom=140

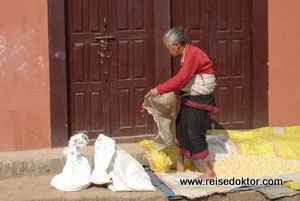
left=193, top=155, right=216, bottom=179
left=166, top=162, right=185, bottom=172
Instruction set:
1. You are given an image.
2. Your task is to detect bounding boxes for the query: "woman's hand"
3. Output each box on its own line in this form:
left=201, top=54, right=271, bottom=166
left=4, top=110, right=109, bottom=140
left=145, top=88, right=159, bottom=99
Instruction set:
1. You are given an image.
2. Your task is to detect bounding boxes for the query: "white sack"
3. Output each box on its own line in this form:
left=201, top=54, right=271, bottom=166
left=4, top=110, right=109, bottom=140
left=90, top=134, right=155, bottom=191
left=90, top=134, right=115, bottom=184
left=50, top=133, right=92, bottom=191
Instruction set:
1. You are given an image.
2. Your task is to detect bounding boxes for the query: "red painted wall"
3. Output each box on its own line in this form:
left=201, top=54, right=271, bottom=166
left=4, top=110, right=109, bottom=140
left=0, top=0, right=50, bottom=151
left=268, top=0, right=300, bottom=126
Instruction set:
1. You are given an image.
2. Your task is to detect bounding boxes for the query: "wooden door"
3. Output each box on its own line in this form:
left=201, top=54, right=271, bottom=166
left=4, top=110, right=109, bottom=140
left=49, top=0, right=267, bottom=147
left=67, top=0, right=154, bottom=138
left=209, top=0, right=251, bottom=129
left=107, top=0, right=155, bottom=137
left=171, top=0, right=252, bottom=129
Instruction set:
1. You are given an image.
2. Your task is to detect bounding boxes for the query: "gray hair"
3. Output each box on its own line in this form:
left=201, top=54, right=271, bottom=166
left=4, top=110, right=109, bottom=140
left=163, top=27, right=189, bottom=47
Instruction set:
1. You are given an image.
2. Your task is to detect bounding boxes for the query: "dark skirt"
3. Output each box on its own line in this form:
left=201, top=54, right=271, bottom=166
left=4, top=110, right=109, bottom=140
left=175, top=93, right=218, bottom=160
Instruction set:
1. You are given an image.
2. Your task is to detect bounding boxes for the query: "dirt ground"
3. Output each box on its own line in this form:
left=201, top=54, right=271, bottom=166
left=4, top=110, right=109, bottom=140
left=1, top=173, right=300, bottom=201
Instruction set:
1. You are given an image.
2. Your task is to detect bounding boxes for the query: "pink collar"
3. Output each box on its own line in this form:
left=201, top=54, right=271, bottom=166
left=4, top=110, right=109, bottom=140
left=180, top=44, right=190, bottom=65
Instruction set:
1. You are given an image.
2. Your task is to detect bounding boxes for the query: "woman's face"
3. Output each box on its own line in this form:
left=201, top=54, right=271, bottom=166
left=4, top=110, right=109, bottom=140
left=163, top=39, right=182, bottom=57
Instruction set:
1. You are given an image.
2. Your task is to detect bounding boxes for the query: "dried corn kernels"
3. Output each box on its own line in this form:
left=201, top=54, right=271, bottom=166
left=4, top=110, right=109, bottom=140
left=211, top=155, right=300, bottom=179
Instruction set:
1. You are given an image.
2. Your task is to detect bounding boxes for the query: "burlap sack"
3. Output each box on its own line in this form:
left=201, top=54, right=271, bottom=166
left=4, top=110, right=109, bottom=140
left=142, top=92, right=177, bottom=150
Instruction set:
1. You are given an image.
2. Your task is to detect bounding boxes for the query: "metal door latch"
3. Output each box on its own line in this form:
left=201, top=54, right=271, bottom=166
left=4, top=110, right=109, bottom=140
left=95, top=35, right=116, bottom=51
left=95, top=35, right=116, bottom=40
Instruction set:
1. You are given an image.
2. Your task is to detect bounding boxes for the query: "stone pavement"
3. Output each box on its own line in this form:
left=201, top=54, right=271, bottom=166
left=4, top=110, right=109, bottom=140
left=0, top=143, right=300, bottom=201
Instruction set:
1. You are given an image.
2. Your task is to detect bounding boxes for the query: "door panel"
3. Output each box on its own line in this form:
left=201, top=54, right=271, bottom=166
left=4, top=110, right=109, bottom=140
left=67, top=0, right=154, bottom=138
left=68, top=12, right=110, bottom=138
left=108, top=0, right=154, bottom=136
left=209, top=0, right=251, bottom=129
left=68, top=0, right=113, bottom=138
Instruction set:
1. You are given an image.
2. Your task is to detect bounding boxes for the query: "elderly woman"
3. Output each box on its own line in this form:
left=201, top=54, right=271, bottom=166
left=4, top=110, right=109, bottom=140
left=145, top=27, right=218, bottom=179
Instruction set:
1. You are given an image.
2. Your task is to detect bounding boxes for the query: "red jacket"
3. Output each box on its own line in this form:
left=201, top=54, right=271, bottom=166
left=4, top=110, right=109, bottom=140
left=156, top=44, right=214, bottom=94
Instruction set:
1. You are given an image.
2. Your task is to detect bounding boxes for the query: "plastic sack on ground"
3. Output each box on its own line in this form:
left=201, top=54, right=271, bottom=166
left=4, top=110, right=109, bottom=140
left=50, top=133, right=91, bottom=191
left=90, top=134, right=155, bottom=191
left=142, top=92, right=177, bottom=150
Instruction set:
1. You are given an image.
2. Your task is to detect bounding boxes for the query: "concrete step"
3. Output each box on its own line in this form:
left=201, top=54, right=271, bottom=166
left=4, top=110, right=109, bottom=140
left=0, top=143, right=148, bottom=179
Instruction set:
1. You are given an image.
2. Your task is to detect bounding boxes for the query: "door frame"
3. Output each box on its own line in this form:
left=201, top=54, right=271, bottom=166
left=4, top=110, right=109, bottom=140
left=251, top=0, right=269, bottom=128
left=48, top=0, right=268, bottom=147
left=48, top=0, right=68, bottom=147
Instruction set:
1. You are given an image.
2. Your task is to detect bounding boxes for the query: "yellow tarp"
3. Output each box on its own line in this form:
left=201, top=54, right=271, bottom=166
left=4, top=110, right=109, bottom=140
left=140, top=126, right=300, bottom=174
left=284, top=181, right=300, bottom=190
left=207, top=126, right=300, bottom=159
left=140, top=140, right=196, bottom=173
